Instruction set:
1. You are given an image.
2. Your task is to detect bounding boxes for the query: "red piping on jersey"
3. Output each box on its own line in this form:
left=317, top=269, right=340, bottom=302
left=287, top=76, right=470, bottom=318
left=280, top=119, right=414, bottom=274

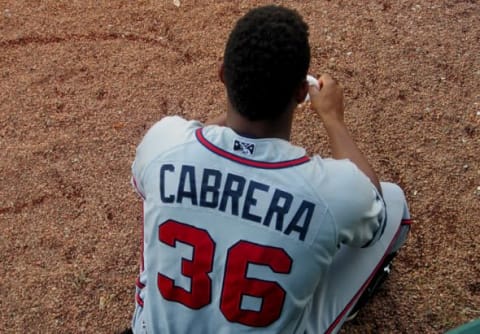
left=132, top=176, right=146, bottom=200
left=401, top=218, right=412, bottom=225
left=136, top=277, right=145, bottom=289
left=135, top=276, right=145, bottom=308
left=136, top=292, right=144, bottom=307
left=195, top=128, right=310, bottom=169
left=325, top=225, right=404, bottom=333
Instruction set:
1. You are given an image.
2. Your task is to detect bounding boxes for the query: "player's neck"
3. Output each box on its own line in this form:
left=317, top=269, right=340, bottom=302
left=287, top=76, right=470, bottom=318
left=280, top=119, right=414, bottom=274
left=226, top=107, right=293, bottom=140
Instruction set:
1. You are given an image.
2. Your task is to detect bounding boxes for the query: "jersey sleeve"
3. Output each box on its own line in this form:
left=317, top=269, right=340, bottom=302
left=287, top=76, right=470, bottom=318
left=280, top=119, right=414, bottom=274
left=316, top=157, right=386, bottom=248
left=131, top=116, right=202, bottom=198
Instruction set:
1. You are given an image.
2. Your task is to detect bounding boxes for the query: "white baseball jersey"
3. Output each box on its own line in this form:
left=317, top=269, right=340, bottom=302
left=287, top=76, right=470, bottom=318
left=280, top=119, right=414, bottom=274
left=131, top=116, right=385, bottom=334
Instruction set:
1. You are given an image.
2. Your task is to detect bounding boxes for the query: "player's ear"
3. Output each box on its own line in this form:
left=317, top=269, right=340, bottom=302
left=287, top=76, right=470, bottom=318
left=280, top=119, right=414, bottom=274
left=294, top=79, right=309, bottom=103
left=218, top=62, right=226, bottom=84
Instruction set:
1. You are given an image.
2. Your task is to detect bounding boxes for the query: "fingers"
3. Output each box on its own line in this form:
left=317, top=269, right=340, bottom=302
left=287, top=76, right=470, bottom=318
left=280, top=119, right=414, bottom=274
left=308, top=73, right=337, bottom=98
left=319, top=73, right=340, bottom=91
left=308, top=73, right=339, bottom=94
left=307, top=73, right=345, bottom=123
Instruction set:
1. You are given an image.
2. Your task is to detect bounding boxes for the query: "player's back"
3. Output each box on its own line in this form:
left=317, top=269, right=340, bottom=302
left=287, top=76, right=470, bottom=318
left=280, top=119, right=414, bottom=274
left=132, top=117, right=379, bottom=333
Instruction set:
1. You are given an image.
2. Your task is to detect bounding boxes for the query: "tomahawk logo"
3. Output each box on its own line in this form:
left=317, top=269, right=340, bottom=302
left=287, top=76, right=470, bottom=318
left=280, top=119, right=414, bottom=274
left=233, top=140, right=255, bottom=155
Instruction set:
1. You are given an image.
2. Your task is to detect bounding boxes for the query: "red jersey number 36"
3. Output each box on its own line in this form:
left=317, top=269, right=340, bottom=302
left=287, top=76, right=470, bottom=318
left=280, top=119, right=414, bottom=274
left=157, top=220, right=293, bottom=327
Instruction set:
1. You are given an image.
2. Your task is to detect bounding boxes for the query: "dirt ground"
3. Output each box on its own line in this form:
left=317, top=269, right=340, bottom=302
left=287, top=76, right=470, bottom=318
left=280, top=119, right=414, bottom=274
left=0, top=0, right=479, bottom=333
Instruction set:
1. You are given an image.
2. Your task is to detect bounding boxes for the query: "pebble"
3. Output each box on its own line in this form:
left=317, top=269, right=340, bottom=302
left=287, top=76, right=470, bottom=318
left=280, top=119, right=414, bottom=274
left=173, top=0, right=180, bottom=7
left=99, top=296, right=107, bottom=309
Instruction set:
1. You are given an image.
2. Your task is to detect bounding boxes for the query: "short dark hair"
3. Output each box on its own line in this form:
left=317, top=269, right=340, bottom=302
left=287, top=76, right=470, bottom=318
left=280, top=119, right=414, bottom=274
left=223, top=5, right=310, bottom=121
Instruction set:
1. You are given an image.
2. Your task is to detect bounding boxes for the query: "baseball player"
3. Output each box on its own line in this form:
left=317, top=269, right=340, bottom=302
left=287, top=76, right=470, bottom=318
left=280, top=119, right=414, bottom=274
left=125, top=5, right=410, bottom=334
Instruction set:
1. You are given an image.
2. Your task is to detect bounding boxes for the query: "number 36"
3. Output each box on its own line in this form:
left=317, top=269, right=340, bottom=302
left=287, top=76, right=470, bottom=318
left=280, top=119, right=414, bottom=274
left=157, top=220, right=293, bottom=327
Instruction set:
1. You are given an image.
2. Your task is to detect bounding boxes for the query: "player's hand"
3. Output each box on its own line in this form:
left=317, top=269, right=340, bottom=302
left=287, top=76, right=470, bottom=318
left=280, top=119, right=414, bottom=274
left=308, top=74, right=345, bottom=126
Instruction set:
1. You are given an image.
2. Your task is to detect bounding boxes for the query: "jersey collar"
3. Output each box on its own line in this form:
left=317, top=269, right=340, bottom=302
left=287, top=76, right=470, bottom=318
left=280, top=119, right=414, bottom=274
left=195, top=128, right=310, bottom=169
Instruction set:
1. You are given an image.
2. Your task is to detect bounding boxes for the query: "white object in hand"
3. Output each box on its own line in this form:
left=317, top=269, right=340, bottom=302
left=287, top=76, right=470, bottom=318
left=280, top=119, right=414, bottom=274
left=305, top=75, right=319, bottom=102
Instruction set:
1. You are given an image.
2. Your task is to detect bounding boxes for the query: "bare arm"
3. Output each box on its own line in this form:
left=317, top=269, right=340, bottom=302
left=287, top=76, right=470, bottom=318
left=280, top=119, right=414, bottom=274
left=309, top=74, right=382, bottom=195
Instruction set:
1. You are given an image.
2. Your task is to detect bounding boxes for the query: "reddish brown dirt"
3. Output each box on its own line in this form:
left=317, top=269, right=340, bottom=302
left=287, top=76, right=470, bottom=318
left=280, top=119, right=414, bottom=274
left=1, top=1, right=479, bottom=333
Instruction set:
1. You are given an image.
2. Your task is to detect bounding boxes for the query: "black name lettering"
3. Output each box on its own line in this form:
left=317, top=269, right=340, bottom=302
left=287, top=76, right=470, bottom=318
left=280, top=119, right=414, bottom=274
left=158, top=164, right=315, bottom=241
left=160, top=164, right=175, bottom=203
left=242, top=181, right=269, bottom=223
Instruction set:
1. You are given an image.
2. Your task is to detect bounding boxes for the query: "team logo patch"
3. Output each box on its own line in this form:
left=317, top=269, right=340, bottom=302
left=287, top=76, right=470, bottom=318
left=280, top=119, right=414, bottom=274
left=233, top=140, right=255, bottom=155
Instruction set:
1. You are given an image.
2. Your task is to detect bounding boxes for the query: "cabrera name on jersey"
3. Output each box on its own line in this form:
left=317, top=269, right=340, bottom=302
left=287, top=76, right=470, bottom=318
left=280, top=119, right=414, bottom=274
left=156, top=162, right=314, bottom=241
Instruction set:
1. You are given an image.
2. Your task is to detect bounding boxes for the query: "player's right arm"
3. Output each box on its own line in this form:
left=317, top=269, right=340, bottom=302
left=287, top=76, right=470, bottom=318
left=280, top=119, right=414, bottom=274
left=308, top=74, right=382, bottom=195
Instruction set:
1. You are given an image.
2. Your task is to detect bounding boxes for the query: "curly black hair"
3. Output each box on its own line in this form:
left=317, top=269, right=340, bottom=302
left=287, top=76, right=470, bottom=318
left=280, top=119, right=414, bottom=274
left=223, top=5, right=310, bottom=121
